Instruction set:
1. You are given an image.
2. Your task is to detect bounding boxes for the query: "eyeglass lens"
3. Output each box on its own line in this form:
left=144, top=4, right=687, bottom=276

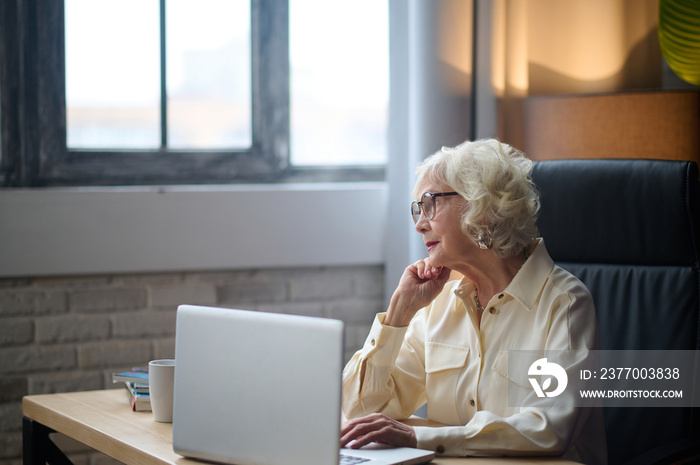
left=411, top=193, right=436, bottom=224
left=421, top=193, right=435, bottom=219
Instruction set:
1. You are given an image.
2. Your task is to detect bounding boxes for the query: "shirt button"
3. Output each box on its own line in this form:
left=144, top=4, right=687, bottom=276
left=498, top=293, right=504, bottom=299
left=436, top=445, right=445, bottom=454
left=470, top=399, right=475, bottom=406
left=370, top=339, right=376, bottom=346
left=489, top=307, right=496, bottom=314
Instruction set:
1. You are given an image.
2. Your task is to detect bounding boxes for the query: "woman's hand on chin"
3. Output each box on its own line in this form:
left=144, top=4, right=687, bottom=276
left=384, top=259, right=452, bottom=327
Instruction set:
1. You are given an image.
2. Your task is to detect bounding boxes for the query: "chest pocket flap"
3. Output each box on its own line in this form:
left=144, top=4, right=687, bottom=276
left=491, top=350, right=531, bottom=389
left=425, top=341, right=469, bottom=374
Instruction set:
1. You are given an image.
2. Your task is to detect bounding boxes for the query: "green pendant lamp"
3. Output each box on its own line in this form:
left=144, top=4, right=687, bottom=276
left=659, top=0, right=700, bottom=85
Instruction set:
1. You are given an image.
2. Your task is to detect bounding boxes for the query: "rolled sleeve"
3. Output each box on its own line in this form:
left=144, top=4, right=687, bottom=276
left=360, top=313, right=408, bottom=366
left=342, top=313, right=409, bottom=418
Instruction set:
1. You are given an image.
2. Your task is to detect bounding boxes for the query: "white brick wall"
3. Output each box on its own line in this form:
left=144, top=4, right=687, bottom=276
left=0, top=264, right=382, bottom=464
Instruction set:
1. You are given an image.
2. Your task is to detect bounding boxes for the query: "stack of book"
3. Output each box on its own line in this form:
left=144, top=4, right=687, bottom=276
left=112, top=369, right=151, bottom=412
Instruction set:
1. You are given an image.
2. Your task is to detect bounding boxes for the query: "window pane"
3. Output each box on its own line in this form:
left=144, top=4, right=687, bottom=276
left=65, top=0, right=160, bottom=149
left=167, top=0, right=251, bottom=149
left=290, top=0, right=388, bottom=166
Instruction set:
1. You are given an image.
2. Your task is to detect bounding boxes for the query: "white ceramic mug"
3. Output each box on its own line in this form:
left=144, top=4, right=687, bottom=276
left=149, top=359, right=175, bottom=422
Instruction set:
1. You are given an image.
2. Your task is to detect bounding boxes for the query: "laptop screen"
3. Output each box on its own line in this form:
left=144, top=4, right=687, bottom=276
left=173, top=305, right=345, bottom=465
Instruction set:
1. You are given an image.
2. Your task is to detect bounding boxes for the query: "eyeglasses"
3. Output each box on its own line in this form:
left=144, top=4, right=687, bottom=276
left=411, top=192, right=459, bottom=224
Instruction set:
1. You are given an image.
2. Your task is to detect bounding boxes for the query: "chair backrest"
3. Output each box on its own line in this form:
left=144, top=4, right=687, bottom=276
left=531, top=159, right=700, bottom=465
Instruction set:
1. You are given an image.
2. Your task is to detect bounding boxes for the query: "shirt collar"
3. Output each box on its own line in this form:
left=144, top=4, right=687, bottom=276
left=503, top=238, right=554, bottom=310
left=453, top=238, right=554, bottom=311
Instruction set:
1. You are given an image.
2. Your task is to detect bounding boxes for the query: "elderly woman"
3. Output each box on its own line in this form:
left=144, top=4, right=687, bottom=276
left=341, top=139, right=606, bottom=464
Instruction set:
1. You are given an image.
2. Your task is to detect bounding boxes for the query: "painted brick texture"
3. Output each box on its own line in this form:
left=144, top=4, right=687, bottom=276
left=0, top=264, right=383, bottom=464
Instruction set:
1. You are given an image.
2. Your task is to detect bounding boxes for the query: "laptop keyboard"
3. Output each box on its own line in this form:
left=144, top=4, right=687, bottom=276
left=339, top=454, right=370, bottom=464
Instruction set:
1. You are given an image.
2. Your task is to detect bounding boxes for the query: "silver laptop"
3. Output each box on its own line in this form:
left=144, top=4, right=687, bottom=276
left=173, top=305, right=434, bottom=465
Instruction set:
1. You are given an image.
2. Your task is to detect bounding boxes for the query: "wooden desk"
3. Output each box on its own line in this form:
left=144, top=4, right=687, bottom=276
left=22, top=390, right=579, bottom=465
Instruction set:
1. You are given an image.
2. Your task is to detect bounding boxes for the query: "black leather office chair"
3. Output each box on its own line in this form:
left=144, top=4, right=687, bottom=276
left=531, top=159, right=700, bottom=465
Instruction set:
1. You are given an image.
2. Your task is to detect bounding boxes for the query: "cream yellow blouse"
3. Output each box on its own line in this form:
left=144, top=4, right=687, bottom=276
left=342, top=239, right=607, bottom=465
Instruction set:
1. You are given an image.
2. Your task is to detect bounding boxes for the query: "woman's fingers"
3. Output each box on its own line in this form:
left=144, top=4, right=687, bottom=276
left=412, top=258, right=442, bottom=280
left=386, top=261, right=453, bottom=327
left=341, top=413, right=417, bottom=449
left=413, top=259, right=426, bottom=279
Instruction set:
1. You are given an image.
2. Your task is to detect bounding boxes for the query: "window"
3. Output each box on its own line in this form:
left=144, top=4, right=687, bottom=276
left=290, top=0, right=388, bottom=167
left=0, top=0, right=386, bottom=187
left=65, top=0, right=252, bottom=150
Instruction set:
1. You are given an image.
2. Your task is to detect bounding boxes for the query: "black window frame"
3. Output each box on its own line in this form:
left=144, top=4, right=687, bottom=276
left=0, top=0, right=384, bottom=187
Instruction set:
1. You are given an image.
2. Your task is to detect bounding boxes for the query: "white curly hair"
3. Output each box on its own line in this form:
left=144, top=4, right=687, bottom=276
left=412, top=139, right=540, bottom=258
